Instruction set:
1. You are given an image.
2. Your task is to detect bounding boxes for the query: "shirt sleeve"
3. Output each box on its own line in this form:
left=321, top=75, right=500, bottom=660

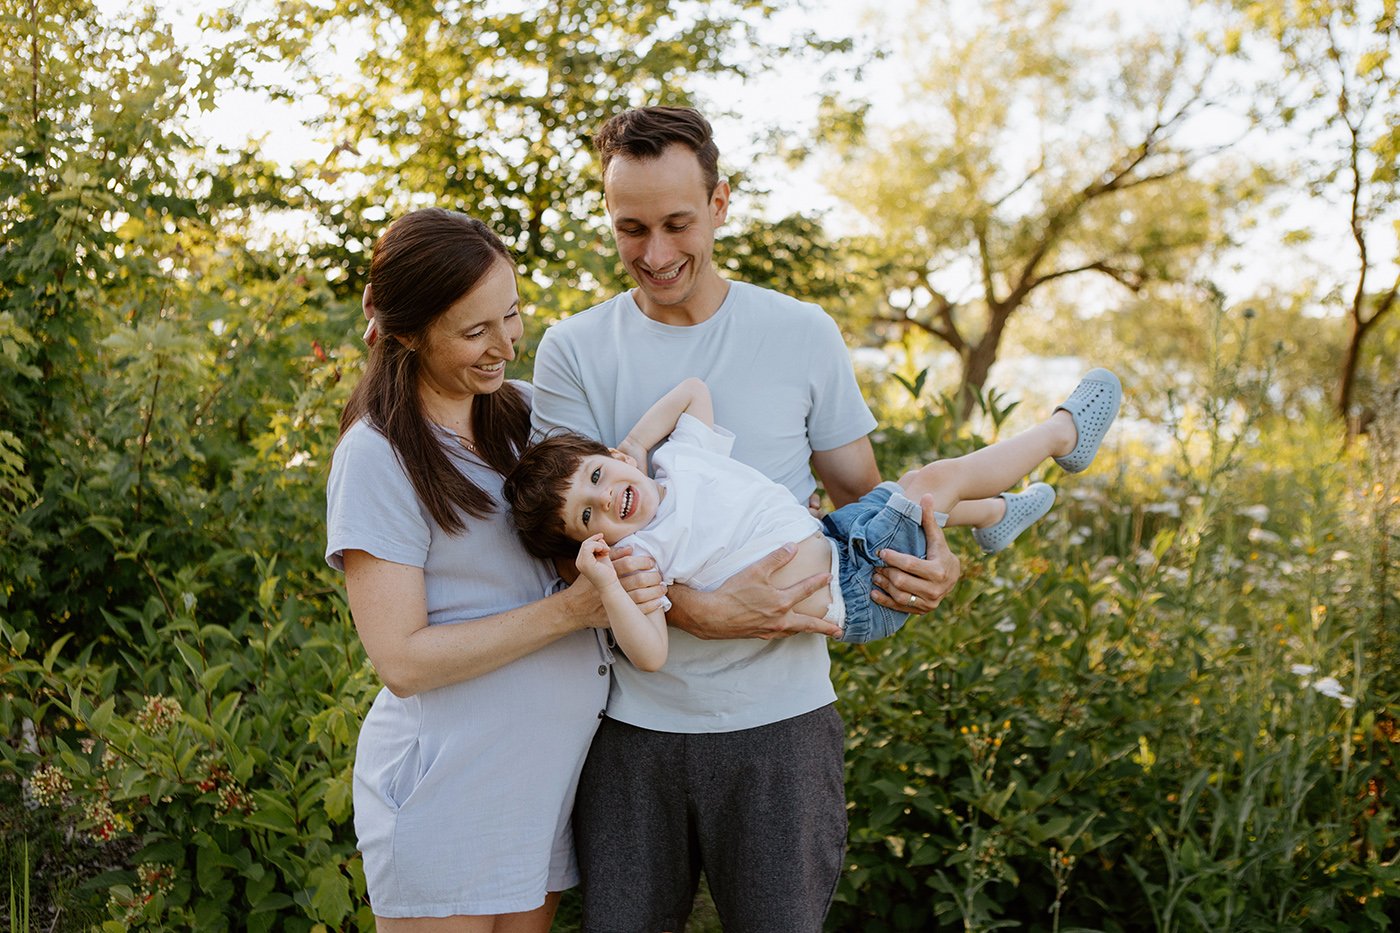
left=805, top=312, right=878, bottom=452
left=325, top=424, right=432, bottom=571
left=668, top=413, right=736, bottom=457
left=531, top=326, right=604, bottom=440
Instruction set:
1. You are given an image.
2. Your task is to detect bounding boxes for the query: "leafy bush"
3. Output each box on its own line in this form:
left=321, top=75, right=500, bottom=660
left=1, top=575, right=377, bottom=932
left=829, top=341, right=1400, bottom=931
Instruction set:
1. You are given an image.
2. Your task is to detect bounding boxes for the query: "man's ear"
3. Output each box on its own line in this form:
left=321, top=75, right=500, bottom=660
left=609, top=448, right=638, bottom=468
left=711, top=177, right=731, bottom=227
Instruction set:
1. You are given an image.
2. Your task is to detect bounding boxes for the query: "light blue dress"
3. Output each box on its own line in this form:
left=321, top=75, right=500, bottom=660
left=325, top=391, right=611, bottom=918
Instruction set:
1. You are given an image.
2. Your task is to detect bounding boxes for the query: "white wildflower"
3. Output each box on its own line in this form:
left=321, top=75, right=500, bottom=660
left=1330, top=551, right=1353, bottom=561
left=1143, top=501, right=1181, bottom=516
left=1247, top=527, right=1282, bottom=545
left=1310, top=677, right=1357, bottom=708
left=1291, top=664, right=1316, bottom=677
left=1239, top=504, right=1270, bottom=523
left=1163, top=567, right=1189, bottom=585
left=994, top=618, right=1016, bottom=634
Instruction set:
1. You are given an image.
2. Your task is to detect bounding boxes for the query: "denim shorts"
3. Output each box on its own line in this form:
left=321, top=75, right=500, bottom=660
left=821, top=481, right=930, bottom=643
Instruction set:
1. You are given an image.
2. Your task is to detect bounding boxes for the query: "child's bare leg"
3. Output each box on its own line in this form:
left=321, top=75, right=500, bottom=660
left=897, top=411, right=1076, bottom=513
left=944, top=498, right=1007, bottom=530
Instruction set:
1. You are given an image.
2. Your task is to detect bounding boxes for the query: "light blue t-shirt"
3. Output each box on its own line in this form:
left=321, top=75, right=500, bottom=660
left=532, top=281, right=877, bottom=733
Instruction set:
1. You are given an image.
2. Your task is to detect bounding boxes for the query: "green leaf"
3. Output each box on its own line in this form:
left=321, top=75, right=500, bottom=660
left=199, top=663, right=233, bottom=692
left=87, top=696, right=117, bottom=734
left=41, top=632, right=74, bottom=670
left=135, top=841, right=185, bottom=863
left=249, top=893, right=294, bottom=914
left=172, top=638, right=206, bottom=680
left=309, top=863, right=352, bottom=924
left=322, top=764, right=353, bottom=823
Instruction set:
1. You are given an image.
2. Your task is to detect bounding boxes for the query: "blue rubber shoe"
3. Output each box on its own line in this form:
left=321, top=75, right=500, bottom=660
left=972, top=482, right=1056, bottom=553
left=1053, top=368, right=1122, bottom=473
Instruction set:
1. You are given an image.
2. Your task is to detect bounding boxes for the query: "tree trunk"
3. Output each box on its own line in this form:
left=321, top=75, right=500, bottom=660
left=956, top=302, right=1016, bottom=418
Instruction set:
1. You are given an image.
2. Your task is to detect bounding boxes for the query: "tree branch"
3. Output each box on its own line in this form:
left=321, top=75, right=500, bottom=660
left=135, top=363, right=164, bottom=524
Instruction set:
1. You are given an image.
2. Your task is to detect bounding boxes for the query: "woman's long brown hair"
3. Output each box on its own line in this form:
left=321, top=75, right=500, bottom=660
left=337, top=208, right=532, bottom=535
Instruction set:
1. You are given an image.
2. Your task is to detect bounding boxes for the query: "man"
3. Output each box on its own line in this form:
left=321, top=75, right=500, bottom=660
left=530, top=107, right=960, bottom=932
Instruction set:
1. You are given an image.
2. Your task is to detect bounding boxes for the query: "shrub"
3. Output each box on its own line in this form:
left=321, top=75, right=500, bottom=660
left=829, top=351, right=1400, bottom=931
left=1, top=574, right=379, bottom=932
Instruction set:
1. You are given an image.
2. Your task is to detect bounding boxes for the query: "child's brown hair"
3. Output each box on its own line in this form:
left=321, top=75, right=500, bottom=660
left=502, top=432, right=613, bottom=561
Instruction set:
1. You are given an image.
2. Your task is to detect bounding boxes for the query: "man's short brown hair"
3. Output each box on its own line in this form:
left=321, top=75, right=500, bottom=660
left=503, top=432, right=612, bottom=561
left=594, top=107, right=720, bottom=197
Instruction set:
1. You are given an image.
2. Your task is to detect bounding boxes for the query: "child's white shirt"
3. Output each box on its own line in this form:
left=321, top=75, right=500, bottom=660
left=618, top=414, right=821, bottom=591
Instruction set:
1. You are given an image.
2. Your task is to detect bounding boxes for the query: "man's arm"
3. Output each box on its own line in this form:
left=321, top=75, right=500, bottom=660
left=665, top=543, right=842, bottom=640
left=811, top=438, right=960, bottom=612
left=809, top=436, right=881, bottom=508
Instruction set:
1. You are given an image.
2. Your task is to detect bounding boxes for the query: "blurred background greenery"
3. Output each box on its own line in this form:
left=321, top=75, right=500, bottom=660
left=1, top=0, right=1396, bottom=930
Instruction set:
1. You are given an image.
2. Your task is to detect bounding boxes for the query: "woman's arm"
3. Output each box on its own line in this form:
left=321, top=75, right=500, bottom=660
left=616, top=377, right=714, bottom=468
left=574, top=534, right=668, bottom=671
left=344, top=548, right=664, bottom=697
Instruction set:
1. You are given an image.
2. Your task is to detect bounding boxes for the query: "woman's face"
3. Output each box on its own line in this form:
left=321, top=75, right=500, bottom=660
left=413, top=259, right=523, bottom=406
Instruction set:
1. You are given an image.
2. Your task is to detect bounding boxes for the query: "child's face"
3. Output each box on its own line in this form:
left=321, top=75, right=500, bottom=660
left=561, top=451, right=663, bottom=546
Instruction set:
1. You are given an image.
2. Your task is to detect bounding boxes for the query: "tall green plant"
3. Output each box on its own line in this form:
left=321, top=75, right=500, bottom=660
left=6, top=839, right=28, bottom=933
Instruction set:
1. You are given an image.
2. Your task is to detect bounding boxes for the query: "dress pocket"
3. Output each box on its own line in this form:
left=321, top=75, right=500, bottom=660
left=384, top=740, right=424, bottom=811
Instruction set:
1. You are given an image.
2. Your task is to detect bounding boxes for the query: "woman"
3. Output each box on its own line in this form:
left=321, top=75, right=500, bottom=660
left=325, top=208, right=663, bottom=931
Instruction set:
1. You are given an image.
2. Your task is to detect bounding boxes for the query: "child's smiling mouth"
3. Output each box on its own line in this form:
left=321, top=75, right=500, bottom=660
left=619, top=486, right=635, bottom=520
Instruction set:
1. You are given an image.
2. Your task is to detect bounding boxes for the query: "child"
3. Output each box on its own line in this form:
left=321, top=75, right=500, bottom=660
left=503, top=370, right=1121, bottom=666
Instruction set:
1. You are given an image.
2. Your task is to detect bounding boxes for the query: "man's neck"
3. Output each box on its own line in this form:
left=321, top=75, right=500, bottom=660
left=634, top=273, right=731, bottom=327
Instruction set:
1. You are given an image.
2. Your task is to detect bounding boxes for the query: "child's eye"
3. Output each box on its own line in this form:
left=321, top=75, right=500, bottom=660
left=590, top=468, right=601, bottom=484
left=582, top=507, right=591, bottom=526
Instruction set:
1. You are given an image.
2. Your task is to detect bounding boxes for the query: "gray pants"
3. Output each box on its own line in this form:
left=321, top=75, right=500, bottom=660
left=573, top=704, right=848, bottom=933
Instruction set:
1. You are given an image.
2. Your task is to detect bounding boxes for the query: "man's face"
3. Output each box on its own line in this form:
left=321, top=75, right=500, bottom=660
left=561, top=451, right=663, bottom=546
left=603, top=143, right=730, bottom=321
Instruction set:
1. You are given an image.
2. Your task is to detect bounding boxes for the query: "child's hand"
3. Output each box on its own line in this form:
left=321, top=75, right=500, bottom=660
left=575, top=534, right=620, bottom=589
left=615, top=439, right=648, bottom=474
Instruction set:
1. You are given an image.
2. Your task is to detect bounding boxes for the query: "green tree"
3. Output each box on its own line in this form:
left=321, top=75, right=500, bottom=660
left=0, top=0, right=349, bottom=645
left=1219, top=0, right=1400, bottom=438
left=816, top=0, right=1253, bottom=408
left=274, top=0, right=849, bottom=328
